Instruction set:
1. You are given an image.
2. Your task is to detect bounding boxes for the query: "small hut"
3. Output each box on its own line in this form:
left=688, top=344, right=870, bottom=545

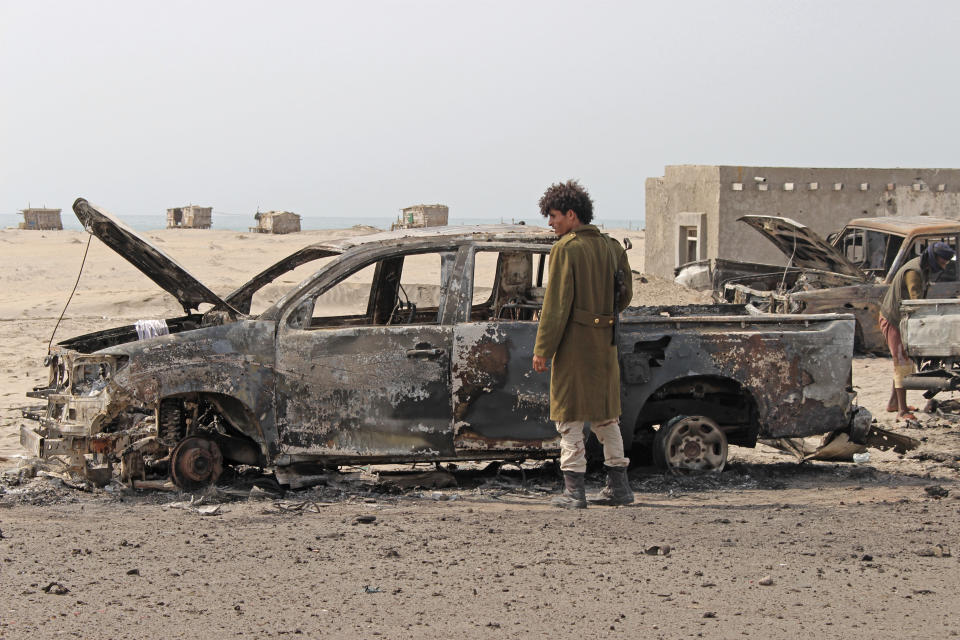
left=392, top=204, right=449, bottom=230
left=166, top=205, right=212, bottom=229
left=19, top=207, right=63, bottom=230
left=250, top=210, right=301, bottom=234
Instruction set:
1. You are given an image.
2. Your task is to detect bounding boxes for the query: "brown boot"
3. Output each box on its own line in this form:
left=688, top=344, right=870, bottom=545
left=552, top=471, right=587, bottom=509
left=589, top=465, right=634, bottom=505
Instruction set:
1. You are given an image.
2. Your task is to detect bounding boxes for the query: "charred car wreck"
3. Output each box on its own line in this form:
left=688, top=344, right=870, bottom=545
left=677, top=215, right=960, bottom=353
left=22, top=199, right=883, bottom=489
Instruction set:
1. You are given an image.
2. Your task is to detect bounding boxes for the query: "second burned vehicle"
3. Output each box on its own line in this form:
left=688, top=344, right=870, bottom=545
left=677, top=215, right=960, bottom=353
left=21, top=199, right=882, bottom=489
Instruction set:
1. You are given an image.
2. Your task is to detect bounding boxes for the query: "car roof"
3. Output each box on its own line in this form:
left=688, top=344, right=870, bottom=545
left=302, top=224, right=556, bottom=253
left=845, top=216, right=960, bottom=235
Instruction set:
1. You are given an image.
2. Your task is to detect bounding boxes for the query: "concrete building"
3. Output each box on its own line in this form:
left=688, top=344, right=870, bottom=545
left=166, top=205, right=212, bottom=229
left=644, top=165, right=960, bottom=279
left=19, top=207, right=63, bottom=230
left=392, top=204, right=449, bottom=230
left=250, top=210, right=301, bottom=234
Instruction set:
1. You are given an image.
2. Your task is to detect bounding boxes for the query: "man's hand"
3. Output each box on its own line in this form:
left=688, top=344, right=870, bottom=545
left=532, top=355, right=548, bottom=373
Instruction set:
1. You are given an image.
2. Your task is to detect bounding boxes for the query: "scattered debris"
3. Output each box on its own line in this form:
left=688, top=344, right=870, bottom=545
left=916, top=544, right=952, bottom=558
left=758, top=576, right=774, bottom=586
left=924, top=485, right=950, bottom=499
left=42, top=582, right=70, bottom=595
left=247, top=486, right=277, bottom=501
left=362, top=585, right=383, bottom=594
left=644, top=545, right=671, bottom=556
left=269, top=500, right=333, bottom=514
left=354, top=515, right=377, bottom=524
left=274, top=467, right=331, bottom=490
left=376, top=470, right=456, bottom=490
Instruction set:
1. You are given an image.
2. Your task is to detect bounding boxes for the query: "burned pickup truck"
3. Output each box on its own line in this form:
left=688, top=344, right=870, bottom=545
left=679, top=215, right=960, bottom=353
left=21, top=199, right=873, bottom=488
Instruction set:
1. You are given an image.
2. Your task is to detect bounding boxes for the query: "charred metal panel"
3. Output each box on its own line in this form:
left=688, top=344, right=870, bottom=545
left=98, top=320, right=279, bottom=454
left=902, top=298, right=960, bottom=357
left=617, top=311, right=855, bottom=440
left=621, top=337, right=671, bottom=384
left=738, top=215, right=863, bottom=277
left=73, top=199, right=236, bottom=314
left=451, top=322, right=555, bottom=452
left=275, top=325, right=455, bottom=458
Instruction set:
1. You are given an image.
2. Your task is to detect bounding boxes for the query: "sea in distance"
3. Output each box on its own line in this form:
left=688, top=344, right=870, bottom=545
left=1, top=211, right=642, bottom=233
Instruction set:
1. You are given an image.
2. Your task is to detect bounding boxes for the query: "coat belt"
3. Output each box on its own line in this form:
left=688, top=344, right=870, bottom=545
left=571, top=307, right=615, bottom=327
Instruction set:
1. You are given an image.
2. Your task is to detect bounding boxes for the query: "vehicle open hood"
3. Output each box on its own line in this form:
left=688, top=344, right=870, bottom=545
left=738, top=215, right=863, bottom=278
left=73, top=198, right=238, bottom=314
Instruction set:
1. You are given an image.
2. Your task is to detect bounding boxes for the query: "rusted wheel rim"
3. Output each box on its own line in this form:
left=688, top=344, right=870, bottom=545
left=170, top=437, right=223, bottom=490
left=661, top=416, right=727, bottom=474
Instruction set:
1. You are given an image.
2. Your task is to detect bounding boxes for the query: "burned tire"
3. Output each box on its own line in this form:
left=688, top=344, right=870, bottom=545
left=170, top=436, right=223, bottom=490
left=653, top=415, right=728, bottom=474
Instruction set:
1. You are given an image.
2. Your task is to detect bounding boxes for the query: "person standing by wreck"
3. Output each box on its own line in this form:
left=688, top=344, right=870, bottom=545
left=532, top=180, right=633, bottom=509
left=879, top=241, right=955, bottom=420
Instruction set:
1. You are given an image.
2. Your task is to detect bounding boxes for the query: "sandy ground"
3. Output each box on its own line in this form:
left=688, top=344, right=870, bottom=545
left=1, top=226, right=958, bottom=639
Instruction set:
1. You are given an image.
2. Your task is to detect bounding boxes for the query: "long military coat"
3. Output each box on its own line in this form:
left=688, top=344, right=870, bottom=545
left=879, top=255, right=929, bottom=327
left=533, top=225, right=632, bottom=422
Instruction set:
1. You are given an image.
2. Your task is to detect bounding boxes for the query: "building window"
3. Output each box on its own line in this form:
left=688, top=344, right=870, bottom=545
left=834, top=183, right=843, bottom=191
left=809, top=182, right=819, bottom=190
left=860, top=183, right=869, bottom=191
left=937, top=184, right=946, bottom=192
left=758, top=183, right=769, bottom=192
left=732, top=182, right=743, bottom=191
left=784, top=182, right=794, bottom=191
left=680, top=226, right=699, bottom=265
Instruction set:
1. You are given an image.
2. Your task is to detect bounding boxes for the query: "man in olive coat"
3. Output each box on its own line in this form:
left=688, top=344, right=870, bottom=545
left=532, top=180, right=633, bottom=509
left=878, top=241, right=954, bottom=420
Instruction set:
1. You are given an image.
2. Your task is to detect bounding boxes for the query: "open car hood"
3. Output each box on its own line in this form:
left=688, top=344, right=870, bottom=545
left=73, top=198, right=237, bottom=314
left=738, top=215, right=863, bottom=278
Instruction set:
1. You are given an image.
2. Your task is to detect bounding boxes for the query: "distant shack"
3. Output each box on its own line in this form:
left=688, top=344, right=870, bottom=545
left=167, top=205, right=212, bottom=229
left=391, top=204, right=449, bottom=230
left=250, top=210, right=301, bottom=234
left=19, top=207, right=63, bottom=230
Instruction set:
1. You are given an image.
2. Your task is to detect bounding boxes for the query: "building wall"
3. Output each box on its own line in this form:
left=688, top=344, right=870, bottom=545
left=20, top=208, right=63, bottom=230
left=266, top=213, right=300, bottom=234
left=644, top=165, right=960, bottom=279
left=396, top=204, right=449, bottom=229
left=167, top=206, right=212, bottom=228
left=644, top=165, right=720, bottom=278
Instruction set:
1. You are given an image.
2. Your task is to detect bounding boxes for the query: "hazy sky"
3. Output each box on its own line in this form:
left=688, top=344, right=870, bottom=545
left=3, top=0, right=959, bottom=225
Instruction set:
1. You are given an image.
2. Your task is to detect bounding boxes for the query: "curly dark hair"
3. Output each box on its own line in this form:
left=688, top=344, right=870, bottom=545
left=538, top=179, right=594, bottom=224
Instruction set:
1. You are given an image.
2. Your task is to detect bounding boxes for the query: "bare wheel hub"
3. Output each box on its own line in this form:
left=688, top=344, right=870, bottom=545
left=657, top=415, right=728, bottom=474
left=170, top=437, right=223, bottom=490
left=681, top=439, right=703, bottom=459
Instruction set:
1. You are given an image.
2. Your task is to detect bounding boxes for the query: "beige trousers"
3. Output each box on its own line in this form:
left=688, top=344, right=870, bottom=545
left=555, top=418, right=629, bottom=473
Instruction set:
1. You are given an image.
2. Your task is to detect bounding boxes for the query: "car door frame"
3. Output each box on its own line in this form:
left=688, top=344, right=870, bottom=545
left=272, top=245, right=460, bottom=464
left=449, top=242, right=559, bottom=456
